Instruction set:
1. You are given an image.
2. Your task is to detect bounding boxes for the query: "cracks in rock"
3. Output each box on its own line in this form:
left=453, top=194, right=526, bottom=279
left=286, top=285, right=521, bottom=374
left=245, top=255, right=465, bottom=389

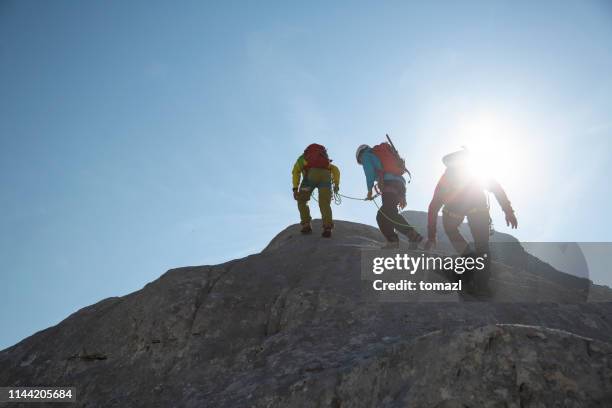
left=263, top=294, right=279, bottom=338
left=189, top=263, right=236, bottom=336
left=264, top=287, right=291, bottom=338
left=66, top=346, right=109, bottom=362
left=518, top=381, right=530, bottom=408
left=484, top=330, right=502, bottom=353
left=62, top=350, right=108, bottom=380
left=188, top=270, right=210, bottom=336
left=69, top=352, right=108, bottom=361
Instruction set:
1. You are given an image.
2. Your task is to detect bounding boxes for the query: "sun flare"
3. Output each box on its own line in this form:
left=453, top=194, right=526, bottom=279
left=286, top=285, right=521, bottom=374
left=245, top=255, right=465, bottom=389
left=454, top=113, right=523, bottom=183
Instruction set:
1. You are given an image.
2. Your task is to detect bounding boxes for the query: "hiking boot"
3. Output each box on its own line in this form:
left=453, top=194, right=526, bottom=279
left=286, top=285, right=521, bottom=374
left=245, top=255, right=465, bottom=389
left=381, top=240, right=399, bottom=249
left=464, top=271, right=492, bottom=298
left=322, top=228, right=332, bottom=238
left=408, top=233, right=423, bottom=250
left=300, top=223, right=312, bottom=234
left=408, top=229, right=423, bottom=250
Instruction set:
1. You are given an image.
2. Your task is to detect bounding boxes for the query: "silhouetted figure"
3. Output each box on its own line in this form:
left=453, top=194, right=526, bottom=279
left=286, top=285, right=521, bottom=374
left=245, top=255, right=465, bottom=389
left=425, top=148, right=517, bottom=256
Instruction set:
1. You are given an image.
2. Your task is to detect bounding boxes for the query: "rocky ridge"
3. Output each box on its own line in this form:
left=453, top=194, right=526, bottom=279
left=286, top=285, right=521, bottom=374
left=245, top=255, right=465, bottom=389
left=1, top=214, right=611, bottom=407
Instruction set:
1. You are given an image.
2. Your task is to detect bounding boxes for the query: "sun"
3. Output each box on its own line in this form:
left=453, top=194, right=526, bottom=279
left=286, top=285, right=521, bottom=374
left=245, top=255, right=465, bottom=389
left=454, top=113, right=522, bottom=183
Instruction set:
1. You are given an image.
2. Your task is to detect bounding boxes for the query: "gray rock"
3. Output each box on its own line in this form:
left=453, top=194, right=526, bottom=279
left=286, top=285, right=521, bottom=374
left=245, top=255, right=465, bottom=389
left=1, top=217, right=611, bottom=407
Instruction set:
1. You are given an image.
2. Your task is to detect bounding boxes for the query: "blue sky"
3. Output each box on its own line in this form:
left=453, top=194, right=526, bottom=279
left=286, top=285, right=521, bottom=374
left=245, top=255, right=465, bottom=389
left=1, top=0, right=611, bottom=349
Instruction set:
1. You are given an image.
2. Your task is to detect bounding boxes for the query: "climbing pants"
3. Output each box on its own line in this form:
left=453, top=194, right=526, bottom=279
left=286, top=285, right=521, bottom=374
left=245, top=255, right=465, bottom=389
left=442, top=207, right=490, bottom=255
left=297, top=168, right=333, bottom=228
left=376, top=180, right=420, bottom=243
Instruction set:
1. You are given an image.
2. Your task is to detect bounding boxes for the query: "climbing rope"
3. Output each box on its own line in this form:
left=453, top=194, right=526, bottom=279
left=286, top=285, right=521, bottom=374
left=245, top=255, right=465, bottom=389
left=371, top=196, right=417, bottom=228
left=339, top=185, right=414, bottom=229
left=310, top=190, right=345, bottom=205
left=333, top=191, right=342, bottom=205
left=338, top=193, right=372, bottom=201
left=307, top=189, right=415, bottom=229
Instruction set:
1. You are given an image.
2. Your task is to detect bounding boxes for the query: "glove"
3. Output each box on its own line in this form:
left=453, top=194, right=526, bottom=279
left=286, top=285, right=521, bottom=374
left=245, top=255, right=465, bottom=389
left=505, top=210, right=518, bottom=229
left=333, top=185, right=339, bottom=194
left=366, top=191, right=373, bottom=200
left=424, top=238, right=437, bottom=251
left=293, top=188, right=299, bottom=200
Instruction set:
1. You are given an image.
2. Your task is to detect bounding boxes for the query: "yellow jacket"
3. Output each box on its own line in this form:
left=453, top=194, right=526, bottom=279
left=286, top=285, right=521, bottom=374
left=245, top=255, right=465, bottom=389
left=292, top=155, right=340, bottom=189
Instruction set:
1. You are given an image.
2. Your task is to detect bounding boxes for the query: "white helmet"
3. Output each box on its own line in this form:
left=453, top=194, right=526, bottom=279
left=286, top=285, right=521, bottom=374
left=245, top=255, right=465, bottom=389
left=355, top=144, right=369, bottom=164
left=442, top=147, right=470, bottom=168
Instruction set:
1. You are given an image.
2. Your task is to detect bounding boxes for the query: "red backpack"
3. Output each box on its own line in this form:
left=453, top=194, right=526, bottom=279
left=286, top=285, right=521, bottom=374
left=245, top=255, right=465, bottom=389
left=372, top=142, right=406, bottom=176
left=303, top=144, right=331, bottom=169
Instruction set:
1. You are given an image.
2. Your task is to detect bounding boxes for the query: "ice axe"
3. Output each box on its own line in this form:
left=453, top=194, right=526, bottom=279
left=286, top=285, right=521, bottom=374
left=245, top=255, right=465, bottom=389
left=385, top=133, right=412, bottom=182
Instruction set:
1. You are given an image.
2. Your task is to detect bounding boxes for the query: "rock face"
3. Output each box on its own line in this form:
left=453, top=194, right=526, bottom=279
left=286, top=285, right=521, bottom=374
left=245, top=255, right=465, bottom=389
left=1, top=216, right=612, bottom=407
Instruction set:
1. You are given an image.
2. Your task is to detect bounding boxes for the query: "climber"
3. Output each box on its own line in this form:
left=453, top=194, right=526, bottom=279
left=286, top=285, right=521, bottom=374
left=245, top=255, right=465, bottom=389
left=424, top=147, right=518, bottom=256
left=356, top=140, right=422, bottom=249
left=292, top=144, right=340, bottom=238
